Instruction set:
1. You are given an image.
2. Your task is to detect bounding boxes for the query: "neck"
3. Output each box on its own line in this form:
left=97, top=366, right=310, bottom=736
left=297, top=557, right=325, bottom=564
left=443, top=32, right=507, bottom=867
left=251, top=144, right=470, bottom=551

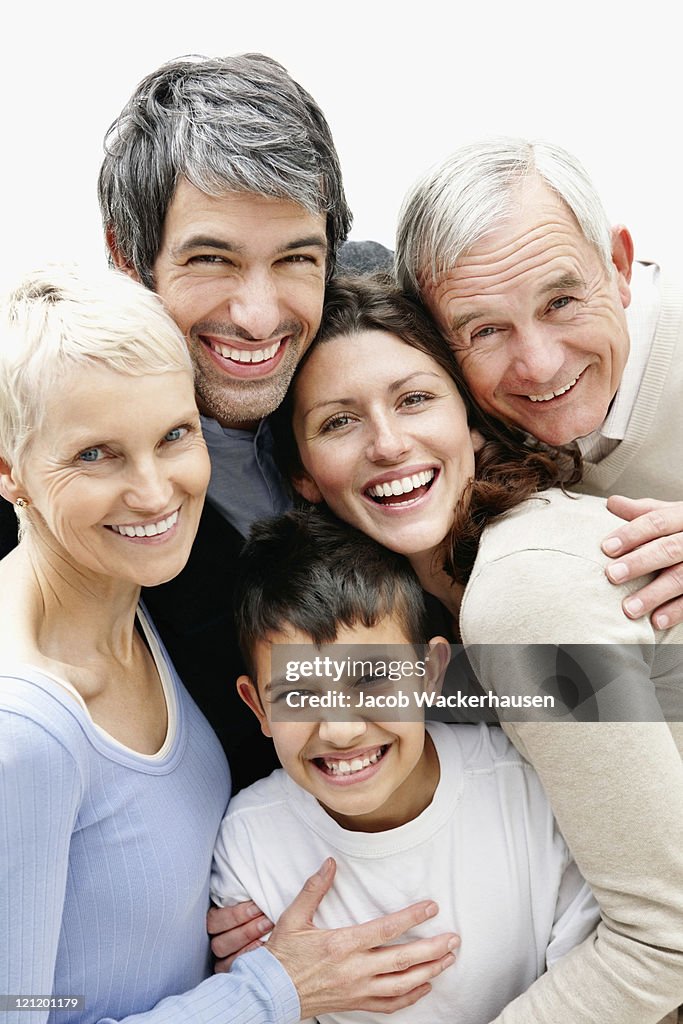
left=409, top=546, right=464, bottom=627
left=6, top=533, right=141, bottom=669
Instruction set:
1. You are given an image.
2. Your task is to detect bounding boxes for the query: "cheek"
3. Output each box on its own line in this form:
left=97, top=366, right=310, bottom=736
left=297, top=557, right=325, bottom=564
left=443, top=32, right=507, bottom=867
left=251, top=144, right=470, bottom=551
left=300, top=445, right=354, bottom=509
left=270, top=725, right=311, bottom=770
left=188, top=448, right=212, bottom=494
left=458, top=349, right=507, bottom=401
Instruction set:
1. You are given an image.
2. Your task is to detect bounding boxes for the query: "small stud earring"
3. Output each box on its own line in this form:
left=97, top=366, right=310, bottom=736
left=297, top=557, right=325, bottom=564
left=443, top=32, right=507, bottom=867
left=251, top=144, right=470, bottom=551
left=15, top=497, right=30, bottom=508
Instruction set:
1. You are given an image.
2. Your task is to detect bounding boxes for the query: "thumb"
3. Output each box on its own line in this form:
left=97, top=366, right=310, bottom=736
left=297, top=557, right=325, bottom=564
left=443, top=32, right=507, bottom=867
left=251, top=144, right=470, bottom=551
left=606, top=494, right=668, bottom=521
left=279, top=858, right=336, bottom=929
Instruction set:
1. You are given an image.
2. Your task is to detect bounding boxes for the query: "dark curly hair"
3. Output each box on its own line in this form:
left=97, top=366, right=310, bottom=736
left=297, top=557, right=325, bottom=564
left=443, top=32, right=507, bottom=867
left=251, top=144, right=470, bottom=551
left=271, top=274, right=581, bottom=584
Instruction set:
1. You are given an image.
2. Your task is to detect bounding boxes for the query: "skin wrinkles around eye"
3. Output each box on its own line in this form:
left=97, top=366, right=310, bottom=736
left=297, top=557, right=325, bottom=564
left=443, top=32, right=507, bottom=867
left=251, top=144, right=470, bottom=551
left=467, top=295, right=579, bottom=346
left=73, top=421, right=198, bottom=466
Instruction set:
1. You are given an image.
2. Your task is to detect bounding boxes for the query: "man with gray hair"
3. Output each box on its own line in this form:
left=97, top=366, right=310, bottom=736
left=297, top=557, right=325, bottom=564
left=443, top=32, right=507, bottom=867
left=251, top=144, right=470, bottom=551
left=83, top=53, right=391, bottom=790
left=396, top=137, right=683, bottom=631
left=396, top=136, right=683, bottom=1024
left=4, top=51, right=445, bottom=1019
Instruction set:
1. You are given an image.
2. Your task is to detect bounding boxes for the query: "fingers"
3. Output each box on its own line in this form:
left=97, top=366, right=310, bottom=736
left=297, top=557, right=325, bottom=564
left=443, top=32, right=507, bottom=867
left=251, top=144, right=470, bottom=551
left=368, top=933, right=460, bottom=980
left=344, top=950, right=457, bottom=1013
left=277, top=857, right=336, bottom=929
left=602, top=501, right=683, bottom=557
left=214, top=939, right=264, bottom=973
left=617, top=566, right=683, bottom=629
left=340, top=899, right=441, bottom=951
left=601, top=499, right=683, bottom=628
left=370, top=947, right=457, bottom=1000
left=207, top=899, right=270, bottom=936
left=209, top=912, right=273, bottom=960
left=605, top=494, right=669, bottom=523
left=360, top=982, right=433, bottom=1015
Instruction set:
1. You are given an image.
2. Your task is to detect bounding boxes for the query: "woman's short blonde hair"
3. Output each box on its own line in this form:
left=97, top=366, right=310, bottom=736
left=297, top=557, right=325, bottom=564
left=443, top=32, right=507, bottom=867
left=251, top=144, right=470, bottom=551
left=0, top=264, right=192, bottom=469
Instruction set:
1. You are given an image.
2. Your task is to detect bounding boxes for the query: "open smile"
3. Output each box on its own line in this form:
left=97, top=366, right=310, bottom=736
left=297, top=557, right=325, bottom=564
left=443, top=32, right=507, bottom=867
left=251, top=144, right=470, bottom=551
left=105, top=508, right=180, bottom=541
left=201, top=334, right=291, bottom=377
left=364, top=468, right=437, bottom=509
left=524, top=368, right=585, bottom=403
left=310, top=744, right=390, bottom=785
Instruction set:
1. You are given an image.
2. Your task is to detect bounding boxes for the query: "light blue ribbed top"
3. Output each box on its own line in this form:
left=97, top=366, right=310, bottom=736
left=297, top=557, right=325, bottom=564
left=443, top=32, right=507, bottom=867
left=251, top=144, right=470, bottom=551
left=0, top=611, right=299, bottom=1024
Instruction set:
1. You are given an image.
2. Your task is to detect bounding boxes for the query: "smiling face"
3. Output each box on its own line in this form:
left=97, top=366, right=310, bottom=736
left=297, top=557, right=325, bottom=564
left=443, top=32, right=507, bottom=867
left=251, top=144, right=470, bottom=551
left=14, top=365, right=210, bottom=589
left=291, top=329, right=475, bottom=561
left=148, top=181, right=328, bottom=429
left=423, top=179, right=633, bottom=446
left=238, top=617, right=442, bottom=832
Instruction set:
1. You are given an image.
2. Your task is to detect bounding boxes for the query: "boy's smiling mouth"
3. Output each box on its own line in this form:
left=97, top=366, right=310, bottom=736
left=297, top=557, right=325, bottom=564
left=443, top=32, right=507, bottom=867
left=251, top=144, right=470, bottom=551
left=310, top=743, right=390, bottom=782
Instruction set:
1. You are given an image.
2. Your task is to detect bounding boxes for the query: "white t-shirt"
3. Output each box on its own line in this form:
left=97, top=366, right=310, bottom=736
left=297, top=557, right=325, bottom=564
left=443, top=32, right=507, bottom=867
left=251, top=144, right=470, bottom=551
left=211, top=722, right=598, bottom=1024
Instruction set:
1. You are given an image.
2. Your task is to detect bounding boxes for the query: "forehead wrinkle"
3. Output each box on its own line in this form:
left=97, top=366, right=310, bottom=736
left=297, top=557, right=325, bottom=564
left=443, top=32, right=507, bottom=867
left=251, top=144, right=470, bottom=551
left=449, top=235, right=587, bottom=298
left=461, top=220, right=580, bottom=271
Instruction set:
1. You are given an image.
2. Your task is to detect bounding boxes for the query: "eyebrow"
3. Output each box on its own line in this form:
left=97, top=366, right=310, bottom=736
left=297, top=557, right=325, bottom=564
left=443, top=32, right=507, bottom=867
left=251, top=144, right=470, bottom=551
left=59, top=407, right=200, bottom=451
left=302, top=371, right=445, bottom=416
left=171, top=234, right=328, bottom=259
left=449, top=272, right=586, bottom=334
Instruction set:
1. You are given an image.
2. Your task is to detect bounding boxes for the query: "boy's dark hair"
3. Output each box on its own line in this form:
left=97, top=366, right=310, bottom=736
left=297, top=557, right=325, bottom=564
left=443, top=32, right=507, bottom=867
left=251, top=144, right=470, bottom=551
left=235, top=508, right=429, bottom=677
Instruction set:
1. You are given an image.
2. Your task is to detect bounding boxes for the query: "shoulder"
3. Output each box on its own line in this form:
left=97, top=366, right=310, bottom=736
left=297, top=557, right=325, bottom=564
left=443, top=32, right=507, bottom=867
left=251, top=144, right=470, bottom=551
left=0, top=670, right=87, bottom=799
left=220, top=770, right=291, bottom=824
left=461, top=490, right=655, bottom=645
left=474, top=488, right=617, bottom=567
left=431, top=721, right=532, bottom=773
left=431, top=723, right=553, bottom=819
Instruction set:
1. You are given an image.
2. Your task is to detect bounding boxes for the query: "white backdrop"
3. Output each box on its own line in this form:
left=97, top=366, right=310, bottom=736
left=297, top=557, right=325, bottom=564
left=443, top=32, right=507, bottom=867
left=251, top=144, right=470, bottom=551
left=1, top=0, right=680, bottom=282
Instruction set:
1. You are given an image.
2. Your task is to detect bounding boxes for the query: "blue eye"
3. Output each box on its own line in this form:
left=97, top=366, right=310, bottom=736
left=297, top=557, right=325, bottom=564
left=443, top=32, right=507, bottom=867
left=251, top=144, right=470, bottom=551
left=164, top=426, right=187, bottom=443
left=78, top=447, right=103, bottom=462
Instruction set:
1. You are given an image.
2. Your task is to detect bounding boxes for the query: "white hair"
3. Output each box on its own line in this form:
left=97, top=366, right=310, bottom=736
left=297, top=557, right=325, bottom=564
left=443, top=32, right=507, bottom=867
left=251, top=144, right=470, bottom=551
left=395, top=137, right=614, bottom=296
left=0, top=264, right=192, bottom=471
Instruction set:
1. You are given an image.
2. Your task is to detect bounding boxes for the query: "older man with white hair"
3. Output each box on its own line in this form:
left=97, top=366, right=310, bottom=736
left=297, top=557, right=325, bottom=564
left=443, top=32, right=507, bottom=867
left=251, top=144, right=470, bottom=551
left=396, top=137, right=683, bottom=631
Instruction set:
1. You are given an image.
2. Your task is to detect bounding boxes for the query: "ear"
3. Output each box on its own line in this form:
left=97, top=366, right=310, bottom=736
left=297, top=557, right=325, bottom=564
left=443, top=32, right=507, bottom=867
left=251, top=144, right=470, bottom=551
left=610, top=226, right=634, bottom=309
left=105, top=225, right=142, bottom=283
left=0, top=457, right=24, bottom=505
left=237, top=674, right=272, bottom=738
left=424, top=636, right=451, bottom=696
left=292, top=469, right=324, bottom=505
left=469, top=427, right=486, bottom=454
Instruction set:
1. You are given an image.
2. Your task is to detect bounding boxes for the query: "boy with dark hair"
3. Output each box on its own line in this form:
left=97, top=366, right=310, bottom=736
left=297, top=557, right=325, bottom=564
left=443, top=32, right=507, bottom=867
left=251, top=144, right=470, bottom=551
left=212, top=510, right=599, bottom=1024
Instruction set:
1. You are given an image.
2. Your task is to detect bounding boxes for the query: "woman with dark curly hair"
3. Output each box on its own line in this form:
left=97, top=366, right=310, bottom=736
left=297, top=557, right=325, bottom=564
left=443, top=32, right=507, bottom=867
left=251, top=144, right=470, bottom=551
left=271, top=273, right=683, bottom=1024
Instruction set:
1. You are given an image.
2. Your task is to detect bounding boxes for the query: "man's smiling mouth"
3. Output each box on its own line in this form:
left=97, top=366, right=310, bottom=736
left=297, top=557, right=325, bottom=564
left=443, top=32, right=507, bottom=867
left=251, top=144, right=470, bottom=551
left=205, top=338, right=282, bottom=364
left=526, top=370, right=584, bottom=403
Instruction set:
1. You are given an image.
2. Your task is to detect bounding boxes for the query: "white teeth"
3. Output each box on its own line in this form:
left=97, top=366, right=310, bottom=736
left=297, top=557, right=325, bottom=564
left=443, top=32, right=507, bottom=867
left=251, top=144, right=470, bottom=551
left=110, top=510, right=179, bottom=538
left=368, top=469, right=435, bottom=499
left=210, top=339, right=281, bottom=363
left=323, top=747, right=383, bottom=775
left=528, top=375, right=579, bottom=402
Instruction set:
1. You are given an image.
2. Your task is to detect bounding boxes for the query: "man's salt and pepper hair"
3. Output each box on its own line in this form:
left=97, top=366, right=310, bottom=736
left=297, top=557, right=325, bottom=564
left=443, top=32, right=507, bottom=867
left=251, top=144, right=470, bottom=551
left=98, top=53, right=352, bottom=288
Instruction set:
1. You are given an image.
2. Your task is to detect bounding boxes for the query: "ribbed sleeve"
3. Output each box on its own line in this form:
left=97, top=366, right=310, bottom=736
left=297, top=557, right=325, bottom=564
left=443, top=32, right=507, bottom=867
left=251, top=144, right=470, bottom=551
left=1, top=657, right=299, bottom=1024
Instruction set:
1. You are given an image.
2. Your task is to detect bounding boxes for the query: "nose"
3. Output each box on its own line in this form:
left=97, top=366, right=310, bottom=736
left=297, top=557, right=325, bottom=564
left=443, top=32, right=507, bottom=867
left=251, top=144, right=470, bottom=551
left=366, top=413, right=410, bottom=464
left=511, top=325, right=566, bottom=384
left=317, top=715, right=368, bottom=748
left=228, top=271, right=282, bottom=340
left=122, top=457, right=174, bottom=514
